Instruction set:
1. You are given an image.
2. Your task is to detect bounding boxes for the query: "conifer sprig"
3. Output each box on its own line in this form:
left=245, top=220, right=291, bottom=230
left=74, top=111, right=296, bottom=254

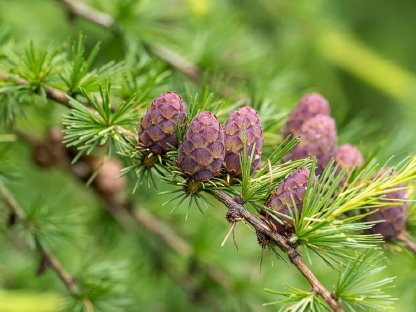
left=60, top=33, right=123, bottom=94
left=62, top=82, right=138, bottom=160
left=209, top=189, right=344, bottom=312
left=264, top=287, right=331, bottom=312
left=335, top=251, right=396, bottom=311
left=0, top=182, right=94, bottom=311
left=284, top=158, right=416, bottom=261
left=264, top=251, right=396, bottom=311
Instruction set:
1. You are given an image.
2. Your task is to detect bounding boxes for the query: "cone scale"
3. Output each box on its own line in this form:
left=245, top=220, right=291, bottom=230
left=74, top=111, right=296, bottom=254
left=224, top=106, right=263, bottom=177
left=178, top=111, right=225, bottom=182
left=138, top=92, right=186, bottom=154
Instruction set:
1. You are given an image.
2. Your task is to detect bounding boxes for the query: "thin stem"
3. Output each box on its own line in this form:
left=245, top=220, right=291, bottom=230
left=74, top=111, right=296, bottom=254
left=0, top=183, right=93, bottom=311
left=57, top=0, right=114, bottom=28
left=210, top=190, right=343, bottom=312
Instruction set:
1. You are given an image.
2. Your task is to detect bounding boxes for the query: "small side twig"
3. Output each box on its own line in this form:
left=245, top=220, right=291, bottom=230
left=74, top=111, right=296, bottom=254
left=210, top=189, right=344, bottom=312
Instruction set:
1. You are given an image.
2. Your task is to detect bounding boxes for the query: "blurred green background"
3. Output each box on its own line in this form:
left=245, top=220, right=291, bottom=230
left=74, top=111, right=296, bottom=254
left=0, top=0, right=415, bottom=311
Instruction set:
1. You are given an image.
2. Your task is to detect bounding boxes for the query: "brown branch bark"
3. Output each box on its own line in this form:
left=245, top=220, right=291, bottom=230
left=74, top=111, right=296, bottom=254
left=210, top=190, right=344, bottom=312
left=0, top=183, right=93, bottom=311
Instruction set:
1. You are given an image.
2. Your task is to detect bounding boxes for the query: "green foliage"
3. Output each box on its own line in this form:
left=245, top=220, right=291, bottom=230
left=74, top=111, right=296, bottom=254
left=1, top=1, right=416, bottom=311
left=264, top=251, right=396, bottom=312
left=7, top=42, right=60, bottom=87
left=63, top=83, right=138, bottom=160
left=21, top=193, right=85, bottom=251
left=60, top=34, right=122, bottom=94
left=71, top=261, right=130, bottom=312
left=264, top=287, right=331, bottom=312
left=336, top=251, right=396, bottom=311
left=289, top=158, right=416, bottom=261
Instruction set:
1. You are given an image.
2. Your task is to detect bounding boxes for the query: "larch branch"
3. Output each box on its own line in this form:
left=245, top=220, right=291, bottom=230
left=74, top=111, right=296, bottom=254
left=210, top=189, right=343, bottom=312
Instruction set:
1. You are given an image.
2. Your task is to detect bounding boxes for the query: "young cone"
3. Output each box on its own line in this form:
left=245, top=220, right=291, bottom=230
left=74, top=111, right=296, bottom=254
left=178, top=111, right=225, bottom=181
left=138, top=92, right=186, bottom=154
left=224, top=105, right=263, bottom=177
left=264, top=167, right=315, bottom=234
left=285, top=115, right=337, bottom=173
left=365, top=168, right=408, bottom=241
left=333, top=144, right=364, bottom=170
left=333, top=144, right=364, bottom=186
left=284, top=93, right=330, bottom=137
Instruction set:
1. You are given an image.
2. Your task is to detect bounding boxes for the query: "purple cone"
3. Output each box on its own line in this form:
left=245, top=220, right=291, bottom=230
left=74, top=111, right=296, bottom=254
left=178, top=112, right=225, bottom=181
left=333, top=144, right=364, bottom=170
left=224, top=106, right=263, bottom=177
left=265, top=167, right=315, bottom=233
left=286, top=115, right=337, bottom=173
left=284, top=93, right=330, bottom=137
left=138, top=92, right=186, bottom=154
left=365, top=168, right=408, bottom=241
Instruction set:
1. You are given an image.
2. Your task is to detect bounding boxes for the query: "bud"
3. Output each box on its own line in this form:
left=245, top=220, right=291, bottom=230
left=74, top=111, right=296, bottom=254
left=178, top=112, right=225, bottom=181
left=265, top=167, right=314, bottom=233
left=286, top=115, right=337, bottom=173
left=284, top=93, right=330, bottom=137
left=224, top=106, right=263, bottom=177
left=138, top=92, right=186, bottom=154
left=365, top=168, right=408, bottom=241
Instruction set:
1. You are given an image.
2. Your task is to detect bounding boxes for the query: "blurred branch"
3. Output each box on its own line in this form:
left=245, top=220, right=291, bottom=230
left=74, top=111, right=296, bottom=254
left=210, top=190, right=343, bottom=312
left=57, top=0, right=113, bottom=28
left=131, top=208, right=190, bottom=256
left=144, top=43, right=202, bottom=83
left=55, top=0, right=203, bottom=83
left=0, top=182, right=93, bottom=312
left=317, top=30, right=416, bottom=106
